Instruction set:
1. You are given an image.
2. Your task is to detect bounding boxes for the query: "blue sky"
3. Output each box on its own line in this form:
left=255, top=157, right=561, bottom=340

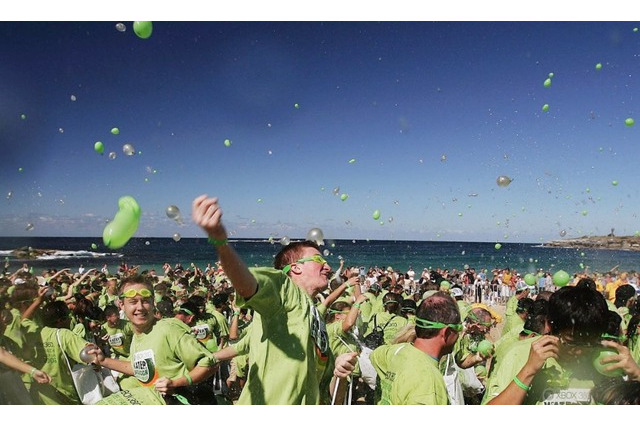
left=2, top=14, right=640, bottom=243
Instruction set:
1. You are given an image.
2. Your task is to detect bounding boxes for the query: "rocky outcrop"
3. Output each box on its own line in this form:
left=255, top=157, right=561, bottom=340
left=10, top=247, right=56, bottom=259
left=544, top=236, right=640, bottom=251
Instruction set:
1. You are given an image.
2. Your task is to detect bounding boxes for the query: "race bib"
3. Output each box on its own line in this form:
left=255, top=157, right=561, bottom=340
left=108, top=333, right=124, bottom=349
left=132, top=349, right=158, bottom=386
left=192, top=324, right=211, bottom=342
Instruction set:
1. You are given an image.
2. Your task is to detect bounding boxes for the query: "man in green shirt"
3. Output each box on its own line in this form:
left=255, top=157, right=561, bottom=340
left=192, top=194, right=335, bottom=404
left=369, top=291, right=462, bottom=404
left=96, top=275, right=219, bottom=404
left=502, top=281, right=530, bottom=338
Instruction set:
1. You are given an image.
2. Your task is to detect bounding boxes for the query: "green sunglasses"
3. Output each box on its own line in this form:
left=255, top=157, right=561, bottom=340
left=282, top=254, right=327, bottom=274
left=415, top=317, right=463, bottom=332
left=120, top=288, right=153, bottom=299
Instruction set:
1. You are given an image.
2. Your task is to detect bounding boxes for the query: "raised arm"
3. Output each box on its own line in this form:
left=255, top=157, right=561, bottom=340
left=192, top=195, right=258, bottom=299
left=21, top=286, right=49, bottom=320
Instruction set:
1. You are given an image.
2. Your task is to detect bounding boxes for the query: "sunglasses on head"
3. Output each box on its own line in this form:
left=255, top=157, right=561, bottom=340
left=120, top=288, right=153, bottom=299
left=282, top=254, right=327, bottom=274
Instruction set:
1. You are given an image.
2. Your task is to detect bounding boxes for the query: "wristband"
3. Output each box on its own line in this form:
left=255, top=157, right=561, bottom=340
left=29, top=367, right=37, bottom=378
left=353, top=303, right=362, bottom=309
left=513, top=377, right=531, bottom=391
left=207, top=238, right=228, bottom=246
left=184, top=373, right=193, bottom=386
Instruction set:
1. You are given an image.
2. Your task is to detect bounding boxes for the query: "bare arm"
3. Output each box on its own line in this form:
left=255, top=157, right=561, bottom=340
left=21, top=286, right=48, bottom=320
left=192, top=195, right=258, bottom=299
left=342, top=293, right=369, bottom=333
left=486, top=335, right=559, bottom=405
left=0, top=346, right=51, bottom=383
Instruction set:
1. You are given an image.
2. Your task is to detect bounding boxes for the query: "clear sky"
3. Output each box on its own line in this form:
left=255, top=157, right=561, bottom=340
left=2, top=7, right=640, bottom=244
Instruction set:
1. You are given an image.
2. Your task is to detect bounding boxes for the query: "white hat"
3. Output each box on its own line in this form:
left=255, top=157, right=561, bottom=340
left=14, top=278, right=26, bottom=285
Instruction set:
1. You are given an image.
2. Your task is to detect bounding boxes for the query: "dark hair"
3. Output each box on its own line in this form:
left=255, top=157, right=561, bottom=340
left=211, top=292, right=228, bottom=308
left=575, top=277, right=597, bottom=291
left=188, top=295, right=207, bottom=311
left=547, top=285, right=608, bottom=341
left=176, top=301, right=199, bottom=319
left=273, top=241, right=321, bottom=271
left=104, top=304, right=119, bottom=318
left=400, top=299, right=417, bottom=317
left=327, top=301, right=351, bottom=323
left=383, top=292, right=403, bottom=314
left=614, top=285, right=636, bottom=309
left=42, top=300, right=70, bottom=327
left=155, top=299, right=174, bottom=318
left=516, top=297, right=535, bottom=314
left=119, top=274, right=155, bottom=296
left=591, top=378, right=640, bottom=405
left=603, top=310, right=622, bottom=340
left=415, top=292, right=461, bottom=339
left=522, top=299, right=549, bottom=336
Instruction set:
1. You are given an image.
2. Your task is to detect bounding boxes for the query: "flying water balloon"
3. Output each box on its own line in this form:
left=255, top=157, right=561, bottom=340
left=496, top=176, right=512, bottom=187
left=166, top=205, right=184, bottom=225
left=115, top=23, right=126, bottom=32
left=111, top=127, right=120, bottom=135
left=109, top=152, right=117, bottom=160
left=224, top=139, right=232, bottom=147
left=280, top=236, right=290, bottom=246
left=103, top=196, right=141, bottom=249
left=306, top=228, right=324, bottom=245
left=25, top=223, right=34, bottom=231
left=560, top=230, right=567, bottom=237
left=524, top=274, right=536, bottom=286
left=543, top=78, right=552, bottom=88
left=94, top=141, right=104, bottom=155
left=133, top=21, right=153, bottom=39
left=494, top=243, right=502, bottom=250
left=332, top=187, right=340, bottom=195
left=372, top=210, right=381, bottom=220
left=625, top=118, right=634, bottom=127
left=340, top=194, right=348, bottom=201
left=552, top=270, right=571, bottom=287
left=172, top=233, right=181, bottom=242
left=123, top=144, right=136, bottom=156
left=542, top=104, right=549, bottom=112
left=91, top=243, right=98, bottom=250
left=595, top=63, right=602, bottom=70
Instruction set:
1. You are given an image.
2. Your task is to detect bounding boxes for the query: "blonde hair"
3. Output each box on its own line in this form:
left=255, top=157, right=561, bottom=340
left=391, top=323, right=416, bottom=344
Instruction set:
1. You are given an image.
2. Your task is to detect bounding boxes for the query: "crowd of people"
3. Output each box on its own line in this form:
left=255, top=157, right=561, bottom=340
left=2, top=194, right=640, bottom=405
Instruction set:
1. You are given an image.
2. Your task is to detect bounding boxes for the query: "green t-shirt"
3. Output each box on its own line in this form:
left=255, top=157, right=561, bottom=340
left=370, top=343, right=449, bottom=405
left=482, top=336, right=534, bottom=404
left=101, top=319, right=134, bottom=358
left=457, top=300, right=472, bottom=320
left=501, top=313, right=524, bottom=338
left=360, top=292, right=384, bottom=323
left=505, top=296, right=518, bottom=319
left=235, top=267, right=331, bottom=405
left=3, top=308, right=25, bottom=355
left=191, top=313, right=217, bottom=346
left=366, top=312, right=409, bottom=345
left=98, top=292, right=118, bottom=310
left=128, top=318, right=217, bottom=392
left=210, top=309, right=230, bottom=343
left=483, top=336, right=605, bottom=405
left=30, top=327, right=90, bottom=405
left=327, top=320, right=360, bottom=376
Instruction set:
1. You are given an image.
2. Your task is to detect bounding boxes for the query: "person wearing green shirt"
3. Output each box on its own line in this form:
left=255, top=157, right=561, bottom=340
left=369, top=291, right=461, bottom=405
left=501, top=297, right=533, bottom=337
left=101, top=304, right=133, bottom=359
left=29, top=301, right=96, bottom=405
left=502, top=281, right=530, bottom=338
left=486, top=285, right=640, bottom=405
left=192, top=194, right=336, bottom=405
left=96, top=275, right=219, bottom=405
left=97, top=278, right=119, bottom=310
left=365, top=292, right=409, bottom=345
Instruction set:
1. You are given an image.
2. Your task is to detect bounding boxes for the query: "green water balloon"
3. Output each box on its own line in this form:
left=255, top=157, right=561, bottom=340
left=133, top=21, right=153, bottom=39
left=524, top=273, right=536, bottom=286
left=372, top=210, right=381, bottom=220
left=103, top=196, right=141, bottom=249
left=94, top=141, right=104, bottom=154
left=593, top=349, right=624, bottom=377
left=552, top=270, right=571, bottom=287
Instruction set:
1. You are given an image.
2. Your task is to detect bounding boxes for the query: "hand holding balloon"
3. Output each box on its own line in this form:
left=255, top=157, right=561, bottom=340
left=103, top=196, right=141, bottom=249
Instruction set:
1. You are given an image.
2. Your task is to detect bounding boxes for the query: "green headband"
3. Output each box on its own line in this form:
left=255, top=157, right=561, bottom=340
left=178, top=307, right=195, bottom=316
left=415, top=317, right=463, bottom=332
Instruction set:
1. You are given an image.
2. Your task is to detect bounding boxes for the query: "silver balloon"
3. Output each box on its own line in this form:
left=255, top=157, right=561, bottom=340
left=25, top=223, right=34, bottom=231
left=145, top=241, right=150, bottom=246
left=560, top=230, right=567, bottom=237
left=108, top=152, right=117, bottom=160
left=280, top=236, right=290, bottom=246
left=79, top=344, right=97, bottom=364
left=332, top=187, right=340, bottom=195
left=323, top=249, right=330, bottom=256
left=496, top=175, right=513, bottom=187
left=166, top=205, right=184, bottom=225
left=172, top=233, right=181, bottom=242
left=306, top=228, right=324, bottom=245
left=115, top=23, right=126, bottom=32
left=123, top=144, right=136, bottom=156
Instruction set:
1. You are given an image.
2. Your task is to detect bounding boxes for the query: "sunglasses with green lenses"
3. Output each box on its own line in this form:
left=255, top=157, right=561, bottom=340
left=282, top=254, right=327, bottom=274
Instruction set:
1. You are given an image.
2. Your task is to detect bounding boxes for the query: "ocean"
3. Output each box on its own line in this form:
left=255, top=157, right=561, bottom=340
left=2, top=237, right=640, bottom=277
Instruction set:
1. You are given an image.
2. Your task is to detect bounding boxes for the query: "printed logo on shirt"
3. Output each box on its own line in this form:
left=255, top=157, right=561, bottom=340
left=540, top=387, right=591, bottom=405
left=192, top=324, right=211, bottom=342
left=132, top=349, right=158, bottom=386
left=108, top=332, right=124, bottom=349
